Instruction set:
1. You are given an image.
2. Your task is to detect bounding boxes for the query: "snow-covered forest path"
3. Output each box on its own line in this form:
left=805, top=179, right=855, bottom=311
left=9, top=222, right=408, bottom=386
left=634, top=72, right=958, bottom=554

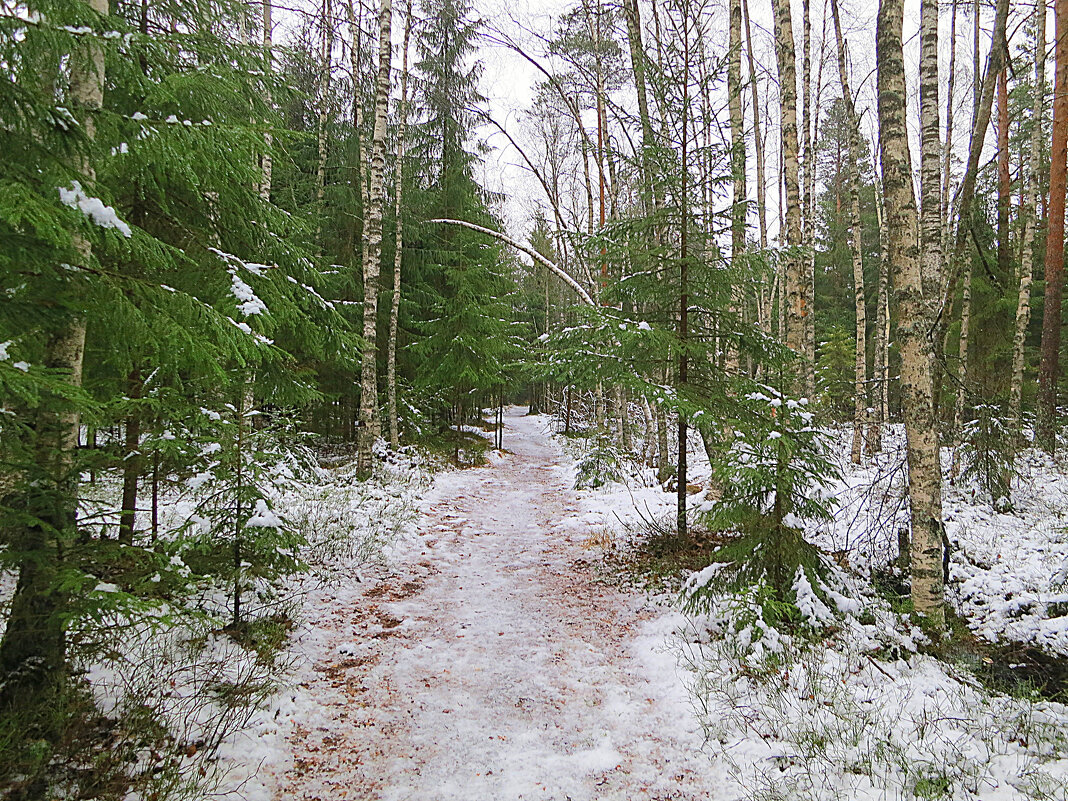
left=270, top=408, right=720, bottom=801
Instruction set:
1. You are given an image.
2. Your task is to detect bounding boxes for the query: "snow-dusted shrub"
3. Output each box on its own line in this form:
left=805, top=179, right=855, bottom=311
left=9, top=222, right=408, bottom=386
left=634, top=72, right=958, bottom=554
left=687, top=386, right=842, bottom=623
left=573, top=436, right=624, bottom=490
left=957, top=404, right=1015, bottom=510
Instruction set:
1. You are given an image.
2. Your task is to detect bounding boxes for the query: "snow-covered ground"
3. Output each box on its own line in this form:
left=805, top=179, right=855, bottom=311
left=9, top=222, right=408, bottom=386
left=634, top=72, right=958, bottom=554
left=199, top=410, right=1068, bottom=801
left=238, top=409, right=725, bottom=800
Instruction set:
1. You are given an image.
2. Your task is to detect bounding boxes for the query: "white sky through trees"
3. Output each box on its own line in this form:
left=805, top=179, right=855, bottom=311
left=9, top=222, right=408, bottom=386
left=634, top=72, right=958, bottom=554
left=277, top=0, right=1041, bottom=246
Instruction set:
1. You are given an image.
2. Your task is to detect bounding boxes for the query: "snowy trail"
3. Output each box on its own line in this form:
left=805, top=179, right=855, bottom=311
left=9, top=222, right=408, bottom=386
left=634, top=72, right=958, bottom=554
left=270, top=409, right=721, bottom=801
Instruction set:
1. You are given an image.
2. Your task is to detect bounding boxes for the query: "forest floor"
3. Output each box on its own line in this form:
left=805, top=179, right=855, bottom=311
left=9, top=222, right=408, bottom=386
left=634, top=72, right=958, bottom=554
left=210, top=408, right=1068, bottom=801
left=253, top=408, right=721, bottom=800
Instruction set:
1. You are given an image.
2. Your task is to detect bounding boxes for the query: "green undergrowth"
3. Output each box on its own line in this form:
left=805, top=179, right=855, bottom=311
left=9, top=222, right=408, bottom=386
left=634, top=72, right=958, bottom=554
left=416, top=428, right=491, bottom=468
left=597, top=513, right=733, bottom=594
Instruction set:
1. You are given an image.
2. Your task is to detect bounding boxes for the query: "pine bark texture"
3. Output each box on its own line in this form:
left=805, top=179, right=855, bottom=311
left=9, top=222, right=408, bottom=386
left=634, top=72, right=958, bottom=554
left=1038, top=0, right=1068, bottom=452
left=877, top=0, right=945, bottom=628
left=1009, top=0, right=1046, bottom=436
left=355, top=0, right=392, bottom=475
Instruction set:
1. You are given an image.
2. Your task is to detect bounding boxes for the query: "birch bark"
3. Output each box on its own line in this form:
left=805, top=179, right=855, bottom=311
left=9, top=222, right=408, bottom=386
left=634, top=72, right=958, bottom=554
left=1008, top=0, right=1046, bottom=439
left=356, top=0, right=393, bottom=475
left=878, top=0, right=946, bottom=627
left=772, top=0, right=805, bottom=386
left=387, top=1, right=412, bottom=451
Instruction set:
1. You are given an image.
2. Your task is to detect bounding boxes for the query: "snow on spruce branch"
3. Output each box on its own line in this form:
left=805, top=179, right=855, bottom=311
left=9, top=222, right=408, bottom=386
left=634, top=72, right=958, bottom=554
left=58, top=181, right=132, bottom=237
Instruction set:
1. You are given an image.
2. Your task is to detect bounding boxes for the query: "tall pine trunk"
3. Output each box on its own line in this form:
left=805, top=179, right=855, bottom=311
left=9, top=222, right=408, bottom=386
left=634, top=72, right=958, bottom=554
left=1038, top=0, right=1068, bottom=452
left=355, top=0, right=392, bottom=476
left=878, top=0, right=946, bottom=628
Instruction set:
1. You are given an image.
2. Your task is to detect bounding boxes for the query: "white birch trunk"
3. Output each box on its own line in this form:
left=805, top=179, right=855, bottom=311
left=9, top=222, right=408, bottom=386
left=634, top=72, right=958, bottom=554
left=355, top=0, right=392, bottom=475
left=387, top=1, right=412, bottom=451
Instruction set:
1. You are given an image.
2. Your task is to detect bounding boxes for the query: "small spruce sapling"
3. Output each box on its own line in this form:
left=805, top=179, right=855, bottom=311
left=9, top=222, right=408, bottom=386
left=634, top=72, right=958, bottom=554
left=183, top=404, right=306, bottom=630
left=958, top=404, right=1015, bottom=511
left=685, top=385, right=843, bottom=625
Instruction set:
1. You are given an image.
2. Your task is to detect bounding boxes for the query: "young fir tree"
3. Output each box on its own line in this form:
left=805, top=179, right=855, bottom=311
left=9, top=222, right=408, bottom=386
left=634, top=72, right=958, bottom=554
left=405, top=0, right=523, bottom=431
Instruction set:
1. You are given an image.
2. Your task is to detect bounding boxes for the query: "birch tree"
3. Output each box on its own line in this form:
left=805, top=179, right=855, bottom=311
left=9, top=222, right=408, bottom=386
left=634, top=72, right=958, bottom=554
left=1009, top=0, right=1047, bottom=439
left=877, top=0, right=946, bottom=628
left=0, top=0, right=106, bottom=711
left=829, top=0, right=867, bottom=463
left=356, top=0, right=393, bottom=476
left=387, top=1, right=413, bottom=450
left=772, top=0, right=806, bottom=386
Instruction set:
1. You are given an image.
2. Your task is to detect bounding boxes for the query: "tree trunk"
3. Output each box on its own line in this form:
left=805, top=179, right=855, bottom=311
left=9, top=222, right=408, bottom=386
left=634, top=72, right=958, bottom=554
left=387, top=1, right=412, bottom=451
left=919, top=0, right=943, bottom=307
left=952, top=262, right=973, bottom=478
left=355, top=0, right=392, bottom=476
left=260, top=0, right=273, bottom=200
left=941, top=0, right=958, bottom=252
left=118, top=367, right=143, bottom=543
left=997, top=68, right=1011, bottom=276
left=867, top=170, right=890, bottom=454
left=935, top=0, right=1009, bottom=356
left=1038, top=0, right=1068, bottom=452
left=314, top=0, right=334, bottom=252
left=1009, top=0, right=1047, bottom=440
left=727, top=0, right=746, bottom=372
left=830, top=0, right=867, bottom=464
left=742, top=0, right=767, bottom=253
left=877, top=0, right=945, bottom=628
left=0, top=0, right=104, bottom=708
left=677, top=14, right=691, bottom=537
left=801, top=0, right=817, bottom=399
left=772, top=0, right=805, bottom=386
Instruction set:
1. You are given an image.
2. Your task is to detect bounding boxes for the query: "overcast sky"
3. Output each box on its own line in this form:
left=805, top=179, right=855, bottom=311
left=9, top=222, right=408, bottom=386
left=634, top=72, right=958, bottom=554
left=466, top=0, right=1038, bottom=247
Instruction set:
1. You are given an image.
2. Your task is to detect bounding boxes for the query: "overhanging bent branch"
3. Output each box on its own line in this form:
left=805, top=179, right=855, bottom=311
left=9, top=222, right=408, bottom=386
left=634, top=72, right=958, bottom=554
left=429, top=218, right=596, bottom=307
